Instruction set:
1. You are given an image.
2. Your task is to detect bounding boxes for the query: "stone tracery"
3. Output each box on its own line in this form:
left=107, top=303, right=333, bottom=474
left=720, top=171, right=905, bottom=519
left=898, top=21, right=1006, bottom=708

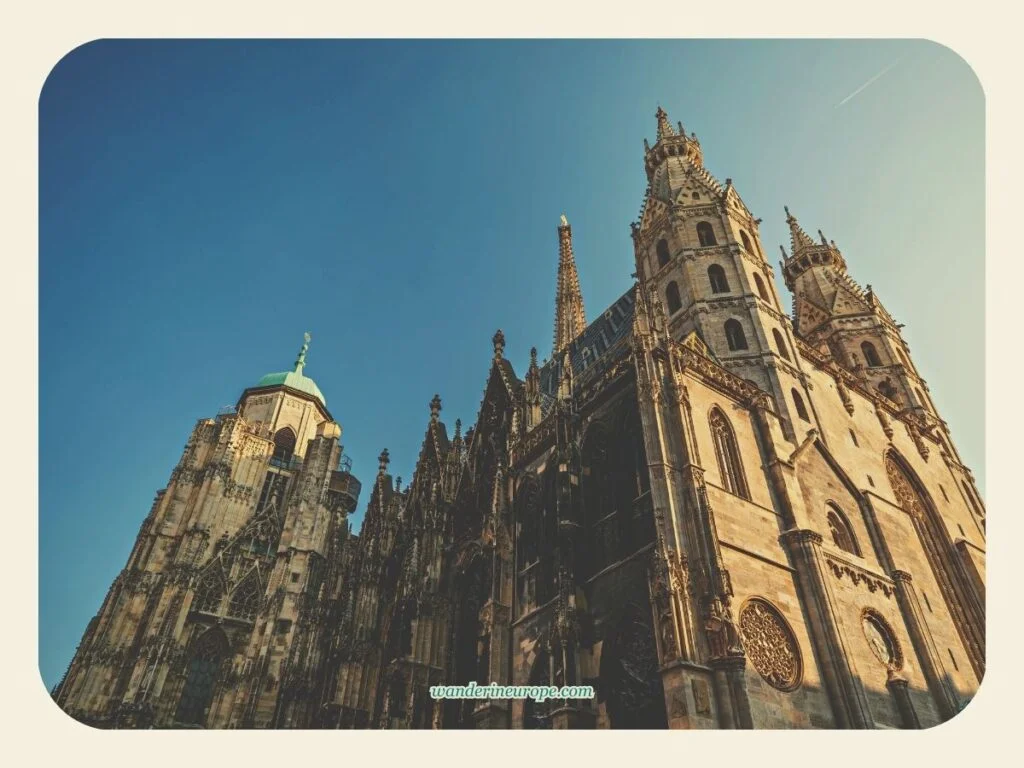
left=738, top=599, right=802, bottom=692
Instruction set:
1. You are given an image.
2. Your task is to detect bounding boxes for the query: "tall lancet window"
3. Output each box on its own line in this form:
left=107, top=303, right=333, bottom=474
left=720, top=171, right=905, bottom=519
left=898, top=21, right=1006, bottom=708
left=697, top=221, right=717, bottom=246
left=666, top=281, right=682, bottom=315
left=228, top=571, right=263, bottom=622
left=754, top=273, right=771, bottom=301
left=272, top=427, right=296, bottom=464
left=174, top=627, right=229, bottom=727
left=826, top=504, right=861, bottom=556
left=710, top=407, right=749, bottom=499
left=861, top=341, right=882, bottom=368
left=656, top=238, right=670, bottom=268
left=773, top=329, right=791, bottom=361
left=791, top=389, right=810, bottom=421
left=740, top=230, right=754, bottom=253
left=708, top=264, right=730, bottom=293
left=724, top=319, right=748, bottom=351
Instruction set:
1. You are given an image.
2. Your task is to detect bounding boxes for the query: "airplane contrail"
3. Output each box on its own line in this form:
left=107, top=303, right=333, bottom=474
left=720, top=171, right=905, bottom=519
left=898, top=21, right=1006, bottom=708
left=835, top=61, right=900, bottom=108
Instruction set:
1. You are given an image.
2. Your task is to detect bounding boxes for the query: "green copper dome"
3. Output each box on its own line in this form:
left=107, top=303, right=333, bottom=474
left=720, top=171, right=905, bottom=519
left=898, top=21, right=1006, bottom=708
left=254, top=332, right=327, bottom=408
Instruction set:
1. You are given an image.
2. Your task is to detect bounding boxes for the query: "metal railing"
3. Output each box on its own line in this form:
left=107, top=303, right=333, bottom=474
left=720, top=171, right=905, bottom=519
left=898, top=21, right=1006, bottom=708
left=269, top=454, right=303, bottom=471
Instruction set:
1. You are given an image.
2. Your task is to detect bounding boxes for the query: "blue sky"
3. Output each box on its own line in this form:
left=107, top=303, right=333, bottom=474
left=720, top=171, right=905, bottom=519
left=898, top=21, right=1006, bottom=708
left=39, top=39, right=984, bottom=689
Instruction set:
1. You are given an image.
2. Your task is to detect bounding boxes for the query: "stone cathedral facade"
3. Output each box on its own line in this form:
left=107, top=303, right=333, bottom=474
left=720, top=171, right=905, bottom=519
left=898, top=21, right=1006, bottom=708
left=52, top=107, right=985, bottom=730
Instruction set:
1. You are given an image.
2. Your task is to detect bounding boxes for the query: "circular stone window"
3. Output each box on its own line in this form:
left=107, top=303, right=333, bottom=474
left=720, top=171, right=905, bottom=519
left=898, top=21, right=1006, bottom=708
left=862, top=609, right=903, bottom=671
left=738, top=598, right=802, bottom=692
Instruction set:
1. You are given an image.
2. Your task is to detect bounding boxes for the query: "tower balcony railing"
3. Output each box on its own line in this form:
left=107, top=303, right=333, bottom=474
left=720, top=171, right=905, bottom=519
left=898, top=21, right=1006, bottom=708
left=269, top=454, right=303, bottom=471
left=268, top=453, right=356, bottom=474
left=338, top=453, right=353, bottom=474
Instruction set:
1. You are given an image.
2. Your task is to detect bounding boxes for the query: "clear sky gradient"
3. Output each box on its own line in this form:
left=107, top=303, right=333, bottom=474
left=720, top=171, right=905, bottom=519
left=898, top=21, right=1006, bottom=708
left=39, top=40, right=984, bottom=689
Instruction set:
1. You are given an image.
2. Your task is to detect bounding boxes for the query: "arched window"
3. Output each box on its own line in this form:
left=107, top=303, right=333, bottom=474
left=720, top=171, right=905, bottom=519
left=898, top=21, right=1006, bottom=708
left=773, top=329, right=791, bottom=361
left=666, top=281, right=682, bottom=314
left=826, top=504, right=860, bottom=555
left=754, top=273, right=770, bottom=301
left=696, top=221, right=717, bottom=247
left=692, top=191, right=700, bottom=200
left=915, top=388, right=927, bottom=407
left=709, top=407, right=749, bottom=499
left=656, top=238, right=670, bottom=268
left=791, top=389, right=810, bottom=421
left=174, top=627, right=229, bottom=727
left=740, top=230, right=753, bottom=253
left=861, top=341, right=882, bottom=367
left=228, top=571, right=262, bottom=622
left=886, top=452, right=984, bottom=675
left=707, top=264, right=730, bottom=293
left=961, top=480, right=985, bottom=524
left=724, top=319, right=747, bottom=351
left=272, top=427, right=296, bottom=464
left=523, top=647, right=554, bottom=729
left=193, top=571, right=224, bottom=615
left=601, top=607, right=667, bottom=728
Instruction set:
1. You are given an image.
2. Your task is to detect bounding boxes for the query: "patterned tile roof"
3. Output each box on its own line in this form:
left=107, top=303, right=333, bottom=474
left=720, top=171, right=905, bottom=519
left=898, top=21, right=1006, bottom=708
left=539, top=286, right=637, bottom=408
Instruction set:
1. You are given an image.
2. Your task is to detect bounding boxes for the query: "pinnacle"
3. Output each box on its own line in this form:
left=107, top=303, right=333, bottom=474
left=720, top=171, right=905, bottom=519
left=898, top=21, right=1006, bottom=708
left=553, top=213, right=587, bottom=356
left=784, top=205, right=816, bottom=255
left=655, top=105, right=676, bottom=141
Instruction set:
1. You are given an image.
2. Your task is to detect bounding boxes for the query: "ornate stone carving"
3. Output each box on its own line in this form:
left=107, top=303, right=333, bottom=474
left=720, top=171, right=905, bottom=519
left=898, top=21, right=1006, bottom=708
left=692, top=678, right=712, bottom=716
left=703, top=597, right=743, bottom=662
left=825, top=558, right=895, bottom=599
left=737, top=598, right=802, bottom=691
left=876, top=405, right=894, bottom=439
left=861, top=608, right=903, bottom=672
left=885, top=455, right=924, bottom=519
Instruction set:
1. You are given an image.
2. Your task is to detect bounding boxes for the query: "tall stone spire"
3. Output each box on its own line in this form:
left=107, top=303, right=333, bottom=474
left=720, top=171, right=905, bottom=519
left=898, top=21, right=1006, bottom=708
left=655, top=105, right=676, bottom=140
left=553, top=214, right=587, bottom=356
left=784, top=206, right=817, bottom=257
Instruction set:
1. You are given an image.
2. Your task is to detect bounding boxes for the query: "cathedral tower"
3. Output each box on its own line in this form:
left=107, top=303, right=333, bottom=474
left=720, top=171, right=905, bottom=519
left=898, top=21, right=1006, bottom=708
left=54, top=103, right=984, bottom=731
left=782, top=207, right=939, bottom=427
left=52, top=335, right=362, bottom=728
left=631, top=106, right=811, bottom=440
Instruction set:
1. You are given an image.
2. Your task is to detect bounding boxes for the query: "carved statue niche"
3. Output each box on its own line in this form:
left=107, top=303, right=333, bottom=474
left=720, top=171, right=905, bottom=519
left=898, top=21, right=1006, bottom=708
left=878, top=378, right=900, bottom=404
left=649, top=550, right=678, bottom=663
left=703, top=597, right=743, bottom=662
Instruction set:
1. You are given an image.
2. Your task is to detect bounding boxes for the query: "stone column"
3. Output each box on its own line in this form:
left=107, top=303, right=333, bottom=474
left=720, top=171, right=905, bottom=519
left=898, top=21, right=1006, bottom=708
left=890, top=570, right=959, bottom=720
left=709, top=656, right=753, bottom=729
left=710, top=665, right=735, bottom=729
left=885, top=672, right=921, bottom=729
left=780, top=529, right=874, bottom=728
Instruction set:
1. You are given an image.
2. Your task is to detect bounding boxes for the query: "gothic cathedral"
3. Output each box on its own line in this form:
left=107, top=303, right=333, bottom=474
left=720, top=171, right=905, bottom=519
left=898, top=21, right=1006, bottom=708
left=52, top=107, right=985, bottom=729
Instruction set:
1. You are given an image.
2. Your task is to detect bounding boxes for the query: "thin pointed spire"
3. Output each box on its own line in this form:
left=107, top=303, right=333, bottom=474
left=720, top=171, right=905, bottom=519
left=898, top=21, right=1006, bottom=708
left=378, top=448, right=390, bottom=475
left=429, top=394, right=442, bottom=422
left=492, top=329, right=506, bottom=360
left=294, top=331, right=311, bottom=373
left=655, top=106, right=676, bottom=140
left=784, top=205, right=816, bottom=255
left=553, top=214, right=587, bottom=356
